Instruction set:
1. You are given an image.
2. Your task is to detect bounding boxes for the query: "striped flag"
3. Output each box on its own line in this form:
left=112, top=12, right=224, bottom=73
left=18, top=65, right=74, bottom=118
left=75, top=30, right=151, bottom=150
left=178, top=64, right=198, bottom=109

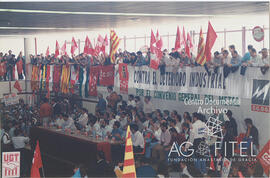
left=195, top=28, right=207, bottom=65
left=110, top=30, right=120, bottom=64
left=122, top=125, right=136, bottom=178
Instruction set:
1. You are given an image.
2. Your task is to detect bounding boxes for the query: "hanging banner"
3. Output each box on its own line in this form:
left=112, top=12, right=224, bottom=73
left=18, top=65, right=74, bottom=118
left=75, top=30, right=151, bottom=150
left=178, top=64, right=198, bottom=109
left=119, top=63, right=129, bottom=94
left=99, top=65, right=114, bottom=86
left=3, top=93, right=19, bottom=106
left=89, top=66, right=100, bottom=96
left=53, top=65, right=62, bottom=93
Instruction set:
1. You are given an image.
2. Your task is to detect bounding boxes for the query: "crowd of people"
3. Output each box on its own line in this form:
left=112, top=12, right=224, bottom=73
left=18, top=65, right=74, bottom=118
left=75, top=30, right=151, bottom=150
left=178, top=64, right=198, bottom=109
left=0, top=44, right=269, bottom=81
left=1, top=83, right=265, bottom=177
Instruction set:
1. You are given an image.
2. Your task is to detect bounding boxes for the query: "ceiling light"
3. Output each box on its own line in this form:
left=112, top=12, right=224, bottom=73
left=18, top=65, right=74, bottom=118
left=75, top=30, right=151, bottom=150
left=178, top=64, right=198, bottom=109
left=0, top=8, right=214, bottom=17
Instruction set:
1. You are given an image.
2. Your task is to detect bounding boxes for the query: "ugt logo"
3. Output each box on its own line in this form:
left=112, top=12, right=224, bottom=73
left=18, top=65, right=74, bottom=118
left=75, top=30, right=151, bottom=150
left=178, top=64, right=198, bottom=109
left=2, top=152, right=20, bottom=178
left=251, top=80, right=270, bottom=113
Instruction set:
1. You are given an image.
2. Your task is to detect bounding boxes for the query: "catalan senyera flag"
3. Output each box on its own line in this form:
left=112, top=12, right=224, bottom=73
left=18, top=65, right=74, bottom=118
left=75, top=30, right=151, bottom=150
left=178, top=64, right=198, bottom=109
left=60, top=64, right=71, bottom=94
left=110, top=30, right=120, bottom=64
left=196, top=28, right=207, bottom=65
left=122, top=125, right=136, bottom=178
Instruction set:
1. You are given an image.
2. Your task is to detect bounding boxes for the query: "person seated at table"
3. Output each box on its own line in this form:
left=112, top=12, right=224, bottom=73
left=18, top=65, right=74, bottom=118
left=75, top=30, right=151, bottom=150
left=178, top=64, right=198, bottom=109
left=75, top=108, right=88, bottom=130
left=130, top=124, right=144, bottom=153
left=100, top=119, right=112, bottom=138
left=87, top=115, right=102, bottom=137
left=55, top=114, right=65, bottom=128
left=110, top=121, right=123, bottom=141
left=61, top=113, right=76, bottom=131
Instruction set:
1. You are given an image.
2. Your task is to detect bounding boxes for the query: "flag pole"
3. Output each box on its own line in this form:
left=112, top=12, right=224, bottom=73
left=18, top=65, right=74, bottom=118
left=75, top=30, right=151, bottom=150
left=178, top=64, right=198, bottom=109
left=41, top=166, right=45, bottom=178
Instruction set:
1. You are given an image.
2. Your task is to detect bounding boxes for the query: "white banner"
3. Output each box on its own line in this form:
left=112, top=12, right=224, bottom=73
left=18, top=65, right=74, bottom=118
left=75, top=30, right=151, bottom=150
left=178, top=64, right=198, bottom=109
left=115, top=66, right=269, bottom=99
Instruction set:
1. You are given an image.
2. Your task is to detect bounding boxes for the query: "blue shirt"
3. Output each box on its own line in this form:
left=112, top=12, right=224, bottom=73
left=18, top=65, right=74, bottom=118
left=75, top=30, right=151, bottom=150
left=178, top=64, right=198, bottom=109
left=111, top=128, right=123, bottom=141
left=135, top=56, right=147, bottom=66
left=242, top=52, right=250, bottom=63
left=136, top=165, right=157, bottom=178
left=96, top=98, right=106, bottom=113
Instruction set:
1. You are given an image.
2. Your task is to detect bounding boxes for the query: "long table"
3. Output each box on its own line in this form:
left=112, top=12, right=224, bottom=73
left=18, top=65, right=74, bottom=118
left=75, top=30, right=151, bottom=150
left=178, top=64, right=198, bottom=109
left=30, top=127, right=124, bottom=170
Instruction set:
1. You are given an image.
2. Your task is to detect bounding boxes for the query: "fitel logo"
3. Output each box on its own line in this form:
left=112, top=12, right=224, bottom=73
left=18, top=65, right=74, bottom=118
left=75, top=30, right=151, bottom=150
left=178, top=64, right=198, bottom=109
left=251, top=80, right=270, bottom=113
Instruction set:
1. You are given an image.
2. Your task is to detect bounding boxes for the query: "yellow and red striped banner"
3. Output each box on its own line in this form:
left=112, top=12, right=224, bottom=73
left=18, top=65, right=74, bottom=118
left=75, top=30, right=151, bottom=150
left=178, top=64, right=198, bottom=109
left=196, top=28, right=207, bottom=66
left=110, top=30, right=120, bottom=64
left=60, top=65, right=70, bottom=94
left=122, top=125, right=136, bottom=178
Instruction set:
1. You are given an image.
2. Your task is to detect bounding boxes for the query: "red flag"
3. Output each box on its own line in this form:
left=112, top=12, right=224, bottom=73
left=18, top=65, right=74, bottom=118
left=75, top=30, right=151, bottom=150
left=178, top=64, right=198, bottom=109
left=95, top=35, right=104, bottom=55
left=88, top=38, right=95, bottom=55
left=61, top=41, right=67, bottom=56
left=119, top=63, right=129, bottom=94
left=101, top=35, right=108, bottom=55
left=185, top=32, right=191, bottom=58
left=71, top=37, right=78, bottom=55
left=55, top=40, right=60, bottom=57
left=156, top=30, right=163, bottom=49
left=150, top=30, right=156, bottom=53
left=84, top=36, right=90, bottom=54
left=210, top=155, right=215, bottom=171
left=205, top=21, right=217, bottom=61
left=89, top=66, right=100, bottom=96
left=187, top=33, right=193, bottom=50
left=238, top=171, right=244, bottom=178
left=99, top=65, right=114, bottom=86
left=45, top=46, right=49, bottom=57
left=181, top=26, right=186, bottom=47
left=31, top=140, right=43, bottom=178
left=150, top=30, right=162, bottom=70
left=175, top=26, right=181, bottom=51
left=14, top=80, right=22, bottom=92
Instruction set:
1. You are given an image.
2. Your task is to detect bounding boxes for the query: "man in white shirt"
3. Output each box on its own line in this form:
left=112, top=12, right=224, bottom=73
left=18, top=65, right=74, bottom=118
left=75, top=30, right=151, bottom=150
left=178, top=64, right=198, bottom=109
left=61, top=113, right=77, bottom=131
left=100, top=119, right=113, bottom=138
left=260, top=48, right=269, bottom=74
left=127, top=94, right=136, bottom=107
left=261, top=48, right=269, bottom=65
left=143, top=96, right=153, bottom=114
left=87, top=116, right=102, bottom=137
left=248, top=48, right=263, bottom=67
left=76, top=108, right=89, bottom=130
left=185, top=112, right=207, bottom=175
left=12, top=129, right=30, bottom=176
left=185, top=113, right=206, bottom=150
left=119, top=112, right=127, bottom=129
left=130, top=124, right=144, bottom=153
left=55, top=114, right=65, bottom=128
left=152, top=122, right=171, bottom=161
left=12, top=129, right=29, bottom=150
left=1, top=127, right=12, bottom=151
